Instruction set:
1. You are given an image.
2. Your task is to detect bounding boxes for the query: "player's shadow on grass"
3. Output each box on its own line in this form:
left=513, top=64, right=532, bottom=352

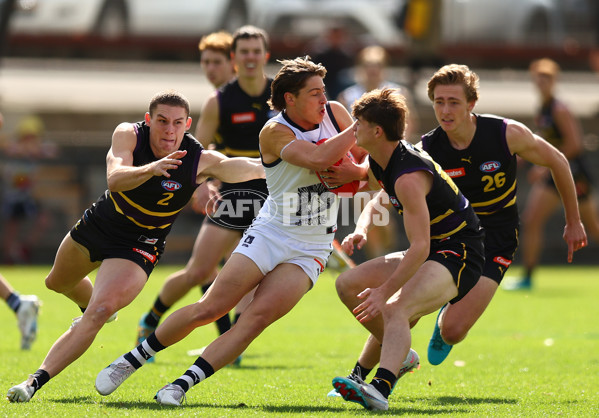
left=95, top=401, right=467, bottom=414
left=53, top=397, right=352, bottom=413
left=49, top=394, right=519, bottom=414
left=435, top=396, right=518, bottom=405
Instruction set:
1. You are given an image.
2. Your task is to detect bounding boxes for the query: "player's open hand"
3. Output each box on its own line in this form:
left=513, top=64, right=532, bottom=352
left=341, top=231, right=367, bottom=256
left=151, top=150, right=187, bottom=178
left=352, top=287, right=386, bottom=323
left=318, top=156, right=357, bottom=188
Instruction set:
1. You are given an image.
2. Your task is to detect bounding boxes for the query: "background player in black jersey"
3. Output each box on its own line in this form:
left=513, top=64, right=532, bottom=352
left=135, top=26, right=271, bottom=359
left=198, top=31, right=236, bottom=91
left=331, top=89, right=485, bottom=411
left=334, top=64, right=588, bottom=380
left=7, top=90, right=264, bottom=403
left=509, top=58, right=599, bottom=290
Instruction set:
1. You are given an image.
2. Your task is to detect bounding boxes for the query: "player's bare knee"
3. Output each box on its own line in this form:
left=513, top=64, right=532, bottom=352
left=237, top=312, right=272, bottom=340
left=241, top=317, right=269, bottom=341
left=382, top=302, right=408, bottom=324
left=335, top=271, right=360, bottom=302
left=85, top=304, right=117, bottom=327
left=189, top=302, right=228, bottom=326
left=44, top=273, right=68, bottom=294
left=440, top=322, right=467, bottom=345
left=185, top=265, right=214, bottom=287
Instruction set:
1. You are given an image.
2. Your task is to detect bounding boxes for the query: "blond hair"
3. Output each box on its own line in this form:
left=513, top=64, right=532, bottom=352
left=427, top=64, right=480, bottom=103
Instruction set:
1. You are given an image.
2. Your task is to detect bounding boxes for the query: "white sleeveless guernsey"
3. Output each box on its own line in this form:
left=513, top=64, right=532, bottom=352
left=255, top=105, right=342, bottom=244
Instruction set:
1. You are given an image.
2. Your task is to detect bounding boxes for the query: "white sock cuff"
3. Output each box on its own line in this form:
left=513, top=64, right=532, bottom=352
left=141, top=340, right=157, bottom=357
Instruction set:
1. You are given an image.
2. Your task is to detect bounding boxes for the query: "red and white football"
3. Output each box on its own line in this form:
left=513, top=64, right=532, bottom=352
left=315, top=138, right=361, bottom=196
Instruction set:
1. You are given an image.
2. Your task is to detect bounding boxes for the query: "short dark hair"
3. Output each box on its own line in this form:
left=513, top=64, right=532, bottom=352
left=149, top=90, right=190, bottom=117
left=268, top=56, right=327, bottom=111
left=352, top=88, right=408, bottom=141
left=231, top=25, right=270, bottom=53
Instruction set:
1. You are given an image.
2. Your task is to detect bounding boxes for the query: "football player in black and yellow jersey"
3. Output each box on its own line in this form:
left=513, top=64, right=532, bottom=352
left=137, top=27, right=273, bottom=350
left=330, top=65, right=588, bottom=401
left=7, top=90, right=264, bottom=403
left=422, top=64, right=586, bottom=364
left=331, top=88, right=484, bottom=410
left=514, top=58, right=599, bottom=289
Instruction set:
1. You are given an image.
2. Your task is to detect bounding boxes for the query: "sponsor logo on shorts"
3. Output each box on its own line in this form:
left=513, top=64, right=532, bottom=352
left=445, top=168, right=466, bottom=178
left=133, top=248, right=157, bottom=263
left=138, top=235, right=158, bottom=245
left=493, top=256, right=512, bottom=267
left=161, top=180, right=182, bottom=191
left=241, top=234, right=255, bottom=248
left=480, top=161, right=501, bottom=173
left=231, top=112, right=256, bottom=124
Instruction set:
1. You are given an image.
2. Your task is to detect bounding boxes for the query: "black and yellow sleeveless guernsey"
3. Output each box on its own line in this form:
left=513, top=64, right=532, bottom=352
left=69, top=121, right=203, bottom=276
left=369, top=141, right=484, bottom=303
left=421, top=114, right=519, bottom=284
left=536, top=99, right=594, bottom=200
left=206, top=78, right=273, bottom=230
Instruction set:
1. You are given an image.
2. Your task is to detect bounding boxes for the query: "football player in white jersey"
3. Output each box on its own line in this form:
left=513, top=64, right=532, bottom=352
left=94, top=56, right=368, bottom=406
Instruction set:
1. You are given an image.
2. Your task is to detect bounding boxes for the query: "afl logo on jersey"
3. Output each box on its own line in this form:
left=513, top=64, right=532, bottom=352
left=161, top=180, right=182, bottom=191
left=480, top=161, right=501, bottom=173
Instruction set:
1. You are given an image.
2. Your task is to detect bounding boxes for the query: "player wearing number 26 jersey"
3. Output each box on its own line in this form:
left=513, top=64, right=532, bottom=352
left=421, top=113, right=518, bottom=283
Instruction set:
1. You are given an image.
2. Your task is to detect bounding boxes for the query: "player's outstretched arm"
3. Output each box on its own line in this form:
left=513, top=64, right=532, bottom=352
left=197, top=150, right=264, bottom=184
left=507, top=120, right=587, bottom=261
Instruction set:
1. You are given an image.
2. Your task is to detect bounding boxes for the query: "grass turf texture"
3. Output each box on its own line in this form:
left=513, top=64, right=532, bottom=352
left=1, top=264, right=598, bottom=417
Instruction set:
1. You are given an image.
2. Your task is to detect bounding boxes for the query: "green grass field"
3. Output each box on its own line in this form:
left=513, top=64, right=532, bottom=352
left=1, top=264, right=598, bottom=417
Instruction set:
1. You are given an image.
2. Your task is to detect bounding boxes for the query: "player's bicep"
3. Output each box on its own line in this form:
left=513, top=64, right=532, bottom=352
left=260, top=123, right=315, bottom=168
left=106, top=124, right=136, bottom=173
left=395, top=173, right=431, bottom=245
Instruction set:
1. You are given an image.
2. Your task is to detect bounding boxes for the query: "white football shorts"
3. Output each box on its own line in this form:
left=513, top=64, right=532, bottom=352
left=232, top=221, right=333, bottom=286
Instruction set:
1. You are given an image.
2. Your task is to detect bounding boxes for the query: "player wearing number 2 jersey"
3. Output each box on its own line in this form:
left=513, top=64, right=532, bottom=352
left=7, top=90, right=265, bottom=403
